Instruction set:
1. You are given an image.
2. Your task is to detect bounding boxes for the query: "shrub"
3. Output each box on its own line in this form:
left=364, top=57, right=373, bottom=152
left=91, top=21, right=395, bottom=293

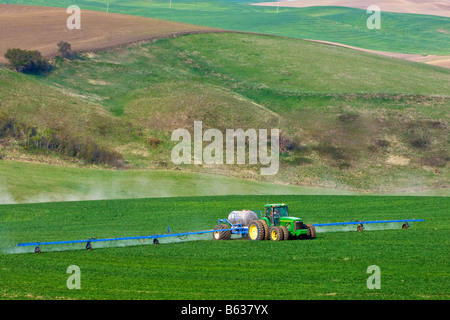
left=409, top=135, right=430, bottom=149
left=337, top=162, right=351, bottom=170
left=4, top=48, right=50, bottom=74
left=374, top=139, right=390, bottom=148
left=313, top=143, right=347, bottom=160
left=420, top=152, right=449, bottom=168
left=0, top=111, right=26, bottom=139
left=50, top=133, right=124, bottom=168
left=146, top=137, right=162, bottom=147
left=284, top=156, right=313, bottom=166
left=57, top=41, right=73, bottom=59
left=337, top=112, right=359, bottom=123
left=279, top=134, right=295, bottom=153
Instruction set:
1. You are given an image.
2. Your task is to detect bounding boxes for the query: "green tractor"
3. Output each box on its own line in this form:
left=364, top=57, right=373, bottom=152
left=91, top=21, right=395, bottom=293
left=247, top=204, right=316, bottom=241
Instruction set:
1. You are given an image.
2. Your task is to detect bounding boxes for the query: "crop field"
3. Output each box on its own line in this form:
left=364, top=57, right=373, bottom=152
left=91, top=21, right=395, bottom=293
left=255, top=0, right=450, bottom=17
left=1, top=0, right=449, bottom=55
left=1, top=195, right=448, bottom=300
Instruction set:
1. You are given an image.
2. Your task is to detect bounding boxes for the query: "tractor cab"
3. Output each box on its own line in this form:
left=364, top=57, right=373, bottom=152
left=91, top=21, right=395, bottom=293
left=264, top=204, right=289, bottom=226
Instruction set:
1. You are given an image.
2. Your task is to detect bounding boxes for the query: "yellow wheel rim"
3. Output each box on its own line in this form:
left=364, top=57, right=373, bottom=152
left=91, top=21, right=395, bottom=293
left=249, top=224, right=258, bottom=239
left=271, top=229, right=278, bottom=240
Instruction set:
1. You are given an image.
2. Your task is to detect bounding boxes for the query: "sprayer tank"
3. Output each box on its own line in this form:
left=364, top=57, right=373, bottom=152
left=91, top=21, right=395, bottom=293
left=227, top=210, right=258, bottom=226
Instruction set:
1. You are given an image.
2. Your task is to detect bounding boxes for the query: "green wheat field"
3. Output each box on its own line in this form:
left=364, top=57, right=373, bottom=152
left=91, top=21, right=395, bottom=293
left=1, top=195, right=448, bottom=299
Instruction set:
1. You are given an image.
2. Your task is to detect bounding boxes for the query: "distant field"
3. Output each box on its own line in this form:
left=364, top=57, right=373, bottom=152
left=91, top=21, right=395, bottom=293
left=0, top=0, right=449, bottom=55
left=0, top=4, right=218, bottom=63
left=1, top=195, right=448, bottom=299
left=0, top=160, right=359, bottom=205
left=254, top=0, right=450, bottom=17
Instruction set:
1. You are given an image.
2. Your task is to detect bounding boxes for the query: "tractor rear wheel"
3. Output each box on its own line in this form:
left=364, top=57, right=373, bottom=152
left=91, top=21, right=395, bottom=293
left=248, top=220, right=265, bottom=241
left=213, top=224, right=231, bottom=240
left=260, top=220, right=270, bottom=240
left=269, top=226, right=284, bottom=241
left=305, top=223, right=316, bottom=239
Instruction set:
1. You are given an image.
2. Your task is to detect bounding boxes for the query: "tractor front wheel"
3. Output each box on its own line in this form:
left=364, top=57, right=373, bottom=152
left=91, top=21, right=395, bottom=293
left=305, top=223, right=316, bottom=239
left=269, top=226, right=284, bottom=241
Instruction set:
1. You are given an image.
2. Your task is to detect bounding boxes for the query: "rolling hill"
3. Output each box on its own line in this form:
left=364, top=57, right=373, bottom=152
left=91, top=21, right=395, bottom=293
left=1, top=30, right=449, bottom=198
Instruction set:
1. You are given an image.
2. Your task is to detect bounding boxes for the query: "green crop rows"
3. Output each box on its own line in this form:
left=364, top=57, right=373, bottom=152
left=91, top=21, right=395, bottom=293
left=1, top=195, right=448, bottom=299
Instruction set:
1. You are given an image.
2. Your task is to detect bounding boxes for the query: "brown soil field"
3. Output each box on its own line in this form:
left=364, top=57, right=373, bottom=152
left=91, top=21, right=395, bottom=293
left=0, top=4, right=219, bottom=63
left=252, top=0, right=450, bottom=18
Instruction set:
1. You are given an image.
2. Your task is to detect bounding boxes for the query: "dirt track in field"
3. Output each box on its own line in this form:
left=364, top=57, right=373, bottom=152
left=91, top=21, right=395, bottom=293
left=252, top=0, right=450, bottom=18
left=0, top=4, right=219, bottom=63
left=305, top=40, right=450, bottom=69
left=252, top=0, right=450, bottom=68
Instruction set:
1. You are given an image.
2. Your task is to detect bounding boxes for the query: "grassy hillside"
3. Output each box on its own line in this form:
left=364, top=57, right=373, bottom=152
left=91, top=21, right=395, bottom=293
left=1, top=0, right=449, bottom=55
left=1, top=32, right=448, bottom=195
left=1, top=195, right=448, bottom=299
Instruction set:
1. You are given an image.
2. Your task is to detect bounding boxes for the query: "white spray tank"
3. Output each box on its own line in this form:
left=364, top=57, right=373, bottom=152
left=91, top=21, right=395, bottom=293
left=227, top=210, right=258, bottom=226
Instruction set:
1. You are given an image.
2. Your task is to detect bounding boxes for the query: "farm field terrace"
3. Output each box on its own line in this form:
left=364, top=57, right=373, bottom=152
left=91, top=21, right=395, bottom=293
left=1, top=0, right=449, bottom=55
left=0, top=194, right=448, bottom=300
